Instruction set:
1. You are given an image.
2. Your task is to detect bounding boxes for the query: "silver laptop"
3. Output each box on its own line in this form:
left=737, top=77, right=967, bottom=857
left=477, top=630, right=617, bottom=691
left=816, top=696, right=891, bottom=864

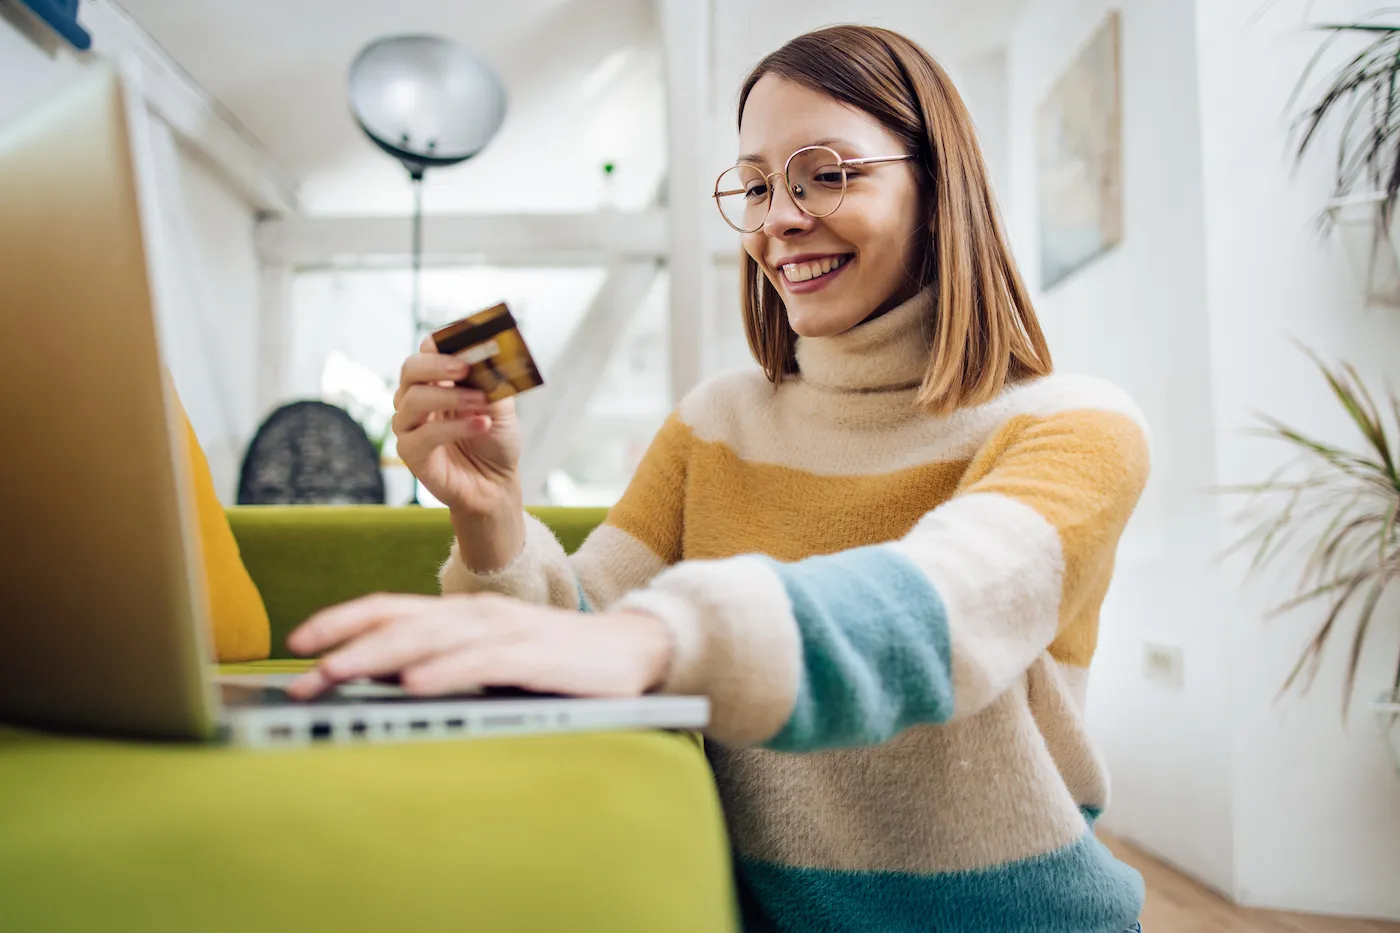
left=0, top=66, right=707, bottom=747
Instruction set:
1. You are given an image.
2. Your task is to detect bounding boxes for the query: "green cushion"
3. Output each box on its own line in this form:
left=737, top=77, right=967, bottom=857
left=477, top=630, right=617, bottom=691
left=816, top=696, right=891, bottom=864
left=228, top=506, right=609, bottom=658
left=0, top=723, right=735, bottom=932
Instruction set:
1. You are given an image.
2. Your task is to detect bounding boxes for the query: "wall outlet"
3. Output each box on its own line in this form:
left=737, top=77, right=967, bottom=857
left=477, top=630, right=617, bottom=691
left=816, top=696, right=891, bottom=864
left=1143, top=642, right=1185, bottom=688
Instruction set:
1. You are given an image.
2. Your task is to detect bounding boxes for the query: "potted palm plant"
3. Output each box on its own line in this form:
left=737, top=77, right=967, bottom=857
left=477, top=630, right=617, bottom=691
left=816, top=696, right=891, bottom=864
left=1292, top=15, right=1400, bottom=306
left=1231, top=352, right=1400, bottom=770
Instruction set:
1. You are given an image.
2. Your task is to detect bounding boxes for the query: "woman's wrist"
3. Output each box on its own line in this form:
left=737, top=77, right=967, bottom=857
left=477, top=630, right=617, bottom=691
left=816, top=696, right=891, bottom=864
left=611, top=609, right=675, bottom=693
left=450, top=493, right=525, bottom=574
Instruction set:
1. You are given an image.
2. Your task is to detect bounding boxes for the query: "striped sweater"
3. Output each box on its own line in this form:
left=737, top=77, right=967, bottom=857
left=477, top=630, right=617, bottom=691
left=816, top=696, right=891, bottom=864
left=440, top=290, right=1150, bottom=933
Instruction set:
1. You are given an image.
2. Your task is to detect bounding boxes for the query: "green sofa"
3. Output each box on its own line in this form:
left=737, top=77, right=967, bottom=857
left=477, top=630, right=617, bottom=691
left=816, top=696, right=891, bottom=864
left=0, top=507, right=737, bottom=933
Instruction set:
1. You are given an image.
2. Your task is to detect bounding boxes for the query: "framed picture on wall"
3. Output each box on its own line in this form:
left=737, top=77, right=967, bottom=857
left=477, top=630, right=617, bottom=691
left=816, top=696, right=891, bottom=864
left=1036, top=10, right=1123, bottom=290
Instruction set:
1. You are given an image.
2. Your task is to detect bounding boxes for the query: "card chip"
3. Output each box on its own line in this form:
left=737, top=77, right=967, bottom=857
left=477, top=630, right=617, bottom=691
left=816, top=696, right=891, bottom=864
left=431, top=304, right=544, bottom=402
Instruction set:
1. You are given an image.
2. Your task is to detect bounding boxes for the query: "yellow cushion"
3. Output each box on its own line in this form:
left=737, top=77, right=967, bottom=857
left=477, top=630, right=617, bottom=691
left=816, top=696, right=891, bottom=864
left=174, top=395, right=270, bottom=661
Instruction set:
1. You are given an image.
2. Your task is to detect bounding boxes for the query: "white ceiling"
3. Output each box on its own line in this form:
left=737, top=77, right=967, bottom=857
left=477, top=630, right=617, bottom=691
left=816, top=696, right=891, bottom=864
left=710, top=0, right=1029, bottom=106
left=116, top=0, right=1028, bottom=215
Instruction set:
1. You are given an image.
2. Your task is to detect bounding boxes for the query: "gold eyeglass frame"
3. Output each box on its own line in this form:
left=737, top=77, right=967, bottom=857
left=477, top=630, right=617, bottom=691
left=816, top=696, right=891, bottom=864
left=712, top=145, right=915, bottom=233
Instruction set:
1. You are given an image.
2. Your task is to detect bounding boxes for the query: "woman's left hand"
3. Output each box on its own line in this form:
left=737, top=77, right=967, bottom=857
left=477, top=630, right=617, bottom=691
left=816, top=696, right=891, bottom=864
left=285, top=594, right=674, bottom=701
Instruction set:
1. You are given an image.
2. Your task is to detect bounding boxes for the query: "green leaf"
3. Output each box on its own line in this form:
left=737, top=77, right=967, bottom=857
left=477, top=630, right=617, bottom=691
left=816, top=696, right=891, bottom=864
left=1225, top=346, right=1400, bottom=718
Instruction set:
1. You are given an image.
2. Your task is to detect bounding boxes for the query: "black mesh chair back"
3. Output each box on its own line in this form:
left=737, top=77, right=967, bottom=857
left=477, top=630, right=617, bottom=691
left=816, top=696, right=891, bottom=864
left=237, top=401, right=386, bottom=505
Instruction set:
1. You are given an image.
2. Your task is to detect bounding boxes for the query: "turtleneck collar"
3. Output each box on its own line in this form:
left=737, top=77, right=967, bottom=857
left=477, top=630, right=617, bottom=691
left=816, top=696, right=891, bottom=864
left=793, top=289, right=933, bottom=392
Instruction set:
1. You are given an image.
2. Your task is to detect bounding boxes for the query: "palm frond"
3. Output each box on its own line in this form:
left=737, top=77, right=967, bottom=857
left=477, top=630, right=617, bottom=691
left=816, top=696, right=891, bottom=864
left=1342, top=576, right=1389, bottom=723
left=1292, top=15, right=1400, bottom=214
left=1227, top=350, right=1400, bottom=720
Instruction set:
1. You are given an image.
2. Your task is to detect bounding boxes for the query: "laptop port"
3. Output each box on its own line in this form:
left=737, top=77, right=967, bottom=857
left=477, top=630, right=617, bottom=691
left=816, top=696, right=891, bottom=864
left=410, top=719, right=430, bottom=733
left=350, top=720, right=368, bottom=737
left=310, top=721, right=333, bottom=741
left=445, top=718, right=465, bottom=730
left=482, top=714, right=525, bottom=730
left=268, top=725, right=293, bottom=741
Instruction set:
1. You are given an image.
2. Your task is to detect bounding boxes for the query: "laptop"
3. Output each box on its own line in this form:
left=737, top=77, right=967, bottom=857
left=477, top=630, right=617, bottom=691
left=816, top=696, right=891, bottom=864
left=0, top=66, right=708, bottom=746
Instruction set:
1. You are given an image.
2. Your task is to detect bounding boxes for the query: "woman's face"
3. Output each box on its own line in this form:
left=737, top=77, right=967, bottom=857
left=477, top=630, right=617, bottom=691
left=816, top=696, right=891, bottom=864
left=738, top=75, right=924, bottom=338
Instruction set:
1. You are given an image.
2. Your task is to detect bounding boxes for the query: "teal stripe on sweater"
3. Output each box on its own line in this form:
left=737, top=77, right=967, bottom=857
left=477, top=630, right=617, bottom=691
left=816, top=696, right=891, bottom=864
left=737, top=828, right=1144, bottom=933
left=761, top=545, right=953, bottom=752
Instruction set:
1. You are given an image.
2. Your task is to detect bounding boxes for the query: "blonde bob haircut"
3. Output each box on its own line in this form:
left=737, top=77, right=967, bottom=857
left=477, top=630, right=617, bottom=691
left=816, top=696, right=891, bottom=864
left=738, top=25, right=1052, bottom=414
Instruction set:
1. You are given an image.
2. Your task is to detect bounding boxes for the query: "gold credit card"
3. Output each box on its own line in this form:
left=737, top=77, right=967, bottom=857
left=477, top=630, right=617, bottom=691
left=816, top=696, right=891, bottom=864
left=431, top=303, right=544, bottom=402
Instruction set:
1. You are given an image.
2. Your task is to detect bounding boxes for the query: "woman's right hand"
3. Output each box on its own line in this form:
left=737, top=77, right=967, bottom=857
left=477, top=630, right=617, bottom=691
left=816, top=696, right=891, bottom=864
left=392, top=336, right=523, bottom=518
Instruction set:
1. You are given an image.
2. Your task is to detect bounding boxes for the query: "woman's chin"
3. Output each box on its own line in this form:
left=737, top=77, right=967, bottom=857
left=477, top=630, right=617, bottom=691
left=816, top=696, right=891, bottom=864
left=787, top=304, right=870, bottom=339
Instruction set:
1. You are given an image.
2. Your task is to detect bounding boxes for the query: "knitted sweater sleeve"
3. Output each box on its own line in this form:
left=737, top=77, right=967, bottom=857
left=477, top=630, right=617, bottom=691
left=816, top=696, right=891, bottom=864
left=613, top=397, right=1151, bottom=750
left=438, top=412, right=689, bottom=611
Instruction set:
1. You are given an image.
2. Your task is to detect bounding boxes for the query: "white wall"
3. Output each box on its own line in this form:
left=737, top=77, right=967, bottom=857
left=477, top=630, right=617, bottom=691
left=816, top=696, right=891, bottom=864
left=0, top=6, right=86, bottom=124
left=1010, top=0, right=1400, bottom=918
left=952, top=49, right=1011, bottom=197
left=152, top=142, right=265, bottom=501
left=1, top=9, right=265, bottom=503
left=1194, top=0, right=1400, bottom=917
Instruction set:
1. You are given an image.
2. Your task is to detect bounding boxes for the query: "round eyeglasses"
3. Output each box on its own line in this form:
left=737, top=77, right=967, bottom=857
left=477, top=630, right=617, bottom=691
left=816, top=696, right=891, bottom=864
left=712, top=145, right=914, bottom=234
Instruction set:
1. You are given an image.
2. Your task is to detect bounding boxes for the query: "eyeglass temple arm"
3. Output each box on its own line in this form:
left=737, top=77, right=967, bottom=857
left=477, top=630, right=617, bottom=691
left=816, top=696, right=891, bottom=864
left=840, top=155, right=915, bottom=167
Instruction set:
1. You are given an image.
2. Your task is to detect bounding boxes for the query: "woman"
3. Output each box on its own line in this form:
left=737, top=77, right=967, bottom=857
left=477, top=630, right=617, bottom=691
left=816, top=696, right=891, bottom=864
left=290, top=24, right=1149, bottom=933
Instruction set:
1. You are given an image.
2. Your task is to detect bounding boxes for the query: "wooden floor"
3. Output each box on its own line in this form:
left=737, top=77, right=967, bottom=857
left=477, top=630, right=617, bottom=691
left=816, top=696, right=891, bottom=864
left=1101, top=832, right=1400, bottom=933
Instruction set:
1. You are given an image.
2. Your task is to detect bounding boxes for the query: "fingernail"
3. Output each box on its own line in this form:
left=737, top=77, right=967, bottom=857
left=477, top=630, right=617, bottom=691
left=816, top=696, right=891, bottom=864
left=449, top=361, right=469, bottom=375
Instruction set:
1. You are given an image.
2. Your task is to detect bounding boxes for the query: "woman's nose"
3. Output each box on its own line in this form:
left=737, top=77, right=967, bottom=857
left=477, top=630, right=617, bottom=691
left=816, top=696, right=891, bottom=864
left=763, top=178, right=814, bottom=238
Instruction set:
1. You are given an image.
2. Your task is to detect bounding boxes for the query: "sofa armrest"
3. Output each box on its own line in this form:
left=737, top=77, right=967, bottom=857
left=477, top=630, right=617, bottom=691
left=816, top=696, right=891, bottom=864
left=227, top=506, right=608, bottom=658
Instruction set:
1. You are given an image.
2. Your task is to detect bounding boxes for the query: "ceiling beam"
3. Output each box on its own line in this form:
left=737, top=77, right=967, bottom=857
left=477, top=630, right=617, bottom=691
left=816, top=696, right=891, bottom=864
left=257, top=210, right=678, bottom=267
left=258, top=210, right=742, bottom=268
left=82, top=0, right=299, bottom=215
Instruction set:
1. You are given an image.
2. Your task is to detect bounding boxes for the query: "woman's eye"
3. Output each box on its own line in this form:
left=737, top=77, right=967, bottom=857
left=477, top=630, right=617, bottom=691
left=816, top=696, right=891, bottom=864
left=744, top=184, right=769, bottom=200
left=814, top=171, right=844, bottom=186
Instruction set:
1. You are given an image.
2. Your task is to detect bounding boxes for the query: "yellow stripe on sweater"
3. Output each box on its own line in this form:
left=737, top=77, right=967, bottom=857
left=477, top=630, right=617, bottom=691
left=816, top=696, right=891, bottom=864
left=615, top=421, right=973, bottom=562
left=607, top=405, right=1148, bottom=671
left=604, top=412, right=691, bottom=564
left=960, top=410, right=1150, bottom=668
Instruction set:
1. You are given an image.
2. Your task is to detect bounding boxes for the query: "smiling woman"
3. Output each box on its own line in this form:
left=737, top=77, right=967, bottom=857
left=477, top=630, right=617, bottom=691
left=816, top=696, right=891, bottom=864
left=298, top=23, right=1151, bottom=933
left=730, top=28, right=1051, bottom=412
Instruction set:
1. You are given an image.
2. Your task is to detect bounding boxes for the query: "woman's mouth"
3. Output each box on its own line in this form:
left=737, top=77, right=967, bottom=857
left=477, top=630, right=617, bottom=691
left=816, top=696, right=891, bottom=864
left=778, top=254, right=853, bottom=293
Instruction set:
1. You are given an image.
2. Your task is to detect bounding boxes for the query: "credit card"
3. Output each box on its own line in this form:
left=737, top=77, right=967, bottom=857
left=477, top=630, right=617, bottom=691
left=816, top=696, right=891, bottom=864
left=431, top=303, right=544, bottom=402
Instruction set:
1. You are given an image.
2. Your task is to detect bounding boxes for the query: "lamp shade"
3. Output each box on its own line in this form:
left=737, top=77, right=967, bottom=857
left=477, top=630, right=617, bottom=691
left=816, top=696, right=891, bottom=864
left=348, top=35, right=507, bottom=178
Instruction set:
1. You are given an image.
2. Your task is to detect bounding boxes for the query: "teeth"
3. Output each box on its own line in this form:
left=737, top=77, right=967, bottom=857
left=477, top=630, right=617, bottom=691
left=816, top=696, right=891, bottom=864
left=782, top=255, right=847, bottom=283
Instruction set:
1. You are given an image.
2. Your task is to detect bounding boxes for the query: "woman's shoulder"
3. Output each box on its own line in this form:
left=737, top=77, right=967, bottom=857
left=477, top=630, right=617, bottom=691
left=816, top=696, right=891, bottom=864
left=978, top=373, right=1151, bottom=474
left=994, top=372, right=1148, bottom=432
left=932, top=373, right=1150, bottom=470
